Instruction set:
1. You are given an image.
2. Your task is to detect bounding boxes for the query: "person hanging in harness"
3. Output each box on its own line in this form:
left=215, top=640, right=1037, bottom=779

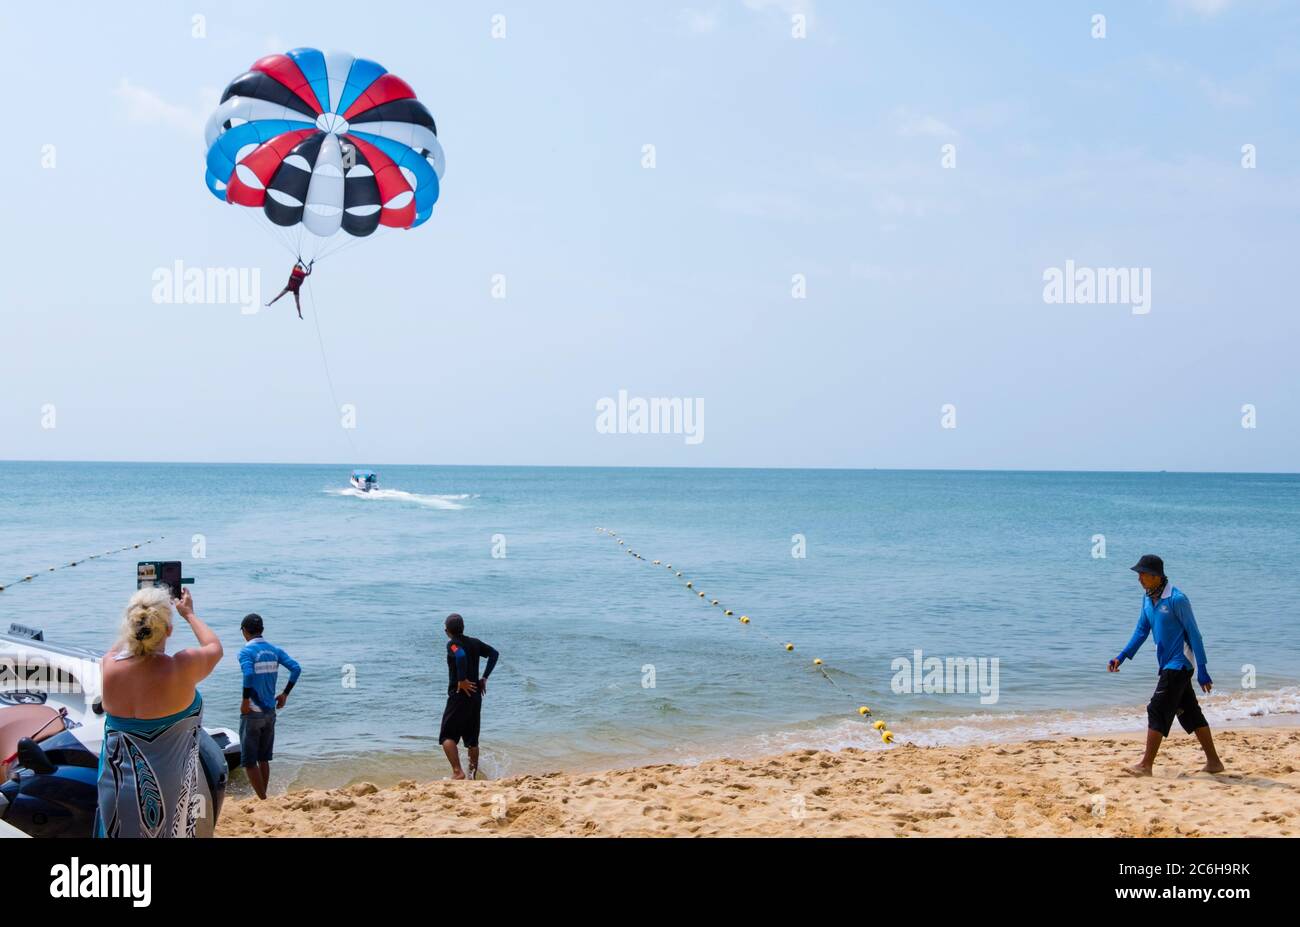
left=265, top=259, right=313, bottom=319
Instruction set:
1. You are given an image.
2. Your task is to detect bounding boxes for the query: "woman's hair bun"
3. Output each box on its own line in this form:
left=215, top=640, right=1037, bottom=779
left=120, top=587, right=172, bottom=657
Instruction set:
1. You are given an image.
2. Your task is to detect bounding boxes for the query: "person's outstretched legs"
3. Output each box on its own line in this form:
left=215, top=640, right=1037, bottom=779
left=266, top=288, right=288, bottom=306
left=293, top=291, right=303, bottom=319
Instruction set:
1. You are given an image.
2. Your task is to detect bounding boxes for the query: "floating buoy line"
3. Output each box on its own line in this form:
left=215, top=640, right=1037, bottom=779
left=595, top=527, right=896, bottom=745
left=0, top=537, right=164, bottom=593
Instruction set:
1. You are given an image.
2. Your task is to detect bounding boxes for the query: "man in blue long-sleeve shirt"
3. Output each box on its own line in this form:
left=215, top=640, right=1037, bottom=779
left=1108, top=555, right=1224, bottom=776
left=238, top=613, right=302, bottom=798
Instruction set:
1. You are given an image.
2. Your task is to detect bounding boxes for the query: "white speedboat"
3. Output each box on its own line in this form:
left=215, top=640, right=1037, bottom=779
left=0, top=623, right=239, bottom=837
left=350, top=469, right=378, bottom=492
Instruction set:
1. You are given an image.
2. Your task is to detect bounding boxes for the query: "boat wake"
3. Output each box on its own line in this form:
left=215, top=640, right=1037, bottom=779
left=325, top=488, right=470, bottom=510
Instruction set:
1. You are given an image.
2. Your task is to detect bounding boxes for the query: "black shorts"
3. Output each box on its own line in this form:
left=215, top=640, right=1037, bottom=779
left=239, top=711, right=276, bottom=766
left=438, top=693, right=482, bottom=747
left=1147, top=668, right=1208, bottom=737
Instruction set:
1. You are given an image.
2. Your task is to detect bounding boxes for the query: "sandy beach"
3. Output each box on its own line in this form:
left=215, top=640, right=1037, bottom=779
left=218, top=723, right=1300, bottom=837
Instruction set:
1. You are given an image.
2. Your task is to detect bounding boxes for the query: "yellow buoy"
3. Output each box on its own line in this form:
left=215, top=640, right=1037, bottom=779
left=698, top=591, right=705, bottom=598
left=676, top=572, right=682, bottom=577
left=710, top=599, right=718, bottom=605
left=686, top=582, right=693, bottom=588
left=813, top=658, right=823, bottom=665
left=740, top=616, right=750, bottom=623
left=882, top=731, right=894, bottom=744
left=785, top=643, right=794, bottom=651
left=872, top=720, right=885, bottom=730
left=858, top=706, right=871, bottom=715
left=724, top=610, right=733, bottom=616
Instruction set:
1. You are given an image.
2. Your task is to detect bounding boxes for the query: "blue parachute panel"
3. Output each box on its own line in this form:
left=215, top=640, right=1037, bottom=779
left=337, top=58, right=387, bottom=116
left=205, top=168, right=228, bottom=200
left=350, top=130, right=440, bottom=215
left=204, top=119, right=315, bottom=189
left=286, top=48, right=330, bottom=114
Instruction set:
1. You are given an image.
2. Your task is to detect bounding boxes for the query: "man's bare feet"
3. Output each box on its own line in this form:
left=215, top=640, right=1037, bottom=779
left=450, top=770, right=466, bottom=780
left=1202, top=760, right=1225, bottom=774
left=1123, top=763, right=1153, bottom=777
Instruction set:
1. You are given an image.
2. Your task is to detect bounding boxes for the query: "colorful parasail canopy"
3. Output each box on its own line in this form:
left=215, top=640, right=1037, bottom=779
left=204, top=48, right=444, bottom=240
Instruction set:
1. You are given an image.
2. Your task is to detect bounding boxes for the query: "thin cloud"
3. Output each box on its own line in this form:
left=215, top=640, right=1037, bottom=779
left=849, top=262, right=893, bottom=282
left=895, top=108, right=958, bottom=139
left=114, top=79, right=211, bottom=138
left=1171, top=0, right=1233, bottom=15
left=742, top=0, right=814, bottom=13
left=959, top=100, right=1019, bottom=132
left=1142, top=55, right=1251, bottom=108
left=679, top=8, right=721, bottom=34
left=716, top=190, right=821, bottom=221
left=1199, top=77, right=1251, bottom=106
left=741, top=0, right=818, bottom=30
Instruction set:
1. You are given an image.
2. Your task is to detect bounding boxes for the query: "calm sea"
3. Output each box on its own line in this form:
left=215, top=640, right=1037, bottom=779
left=2, top=463, right=1297, bottom=792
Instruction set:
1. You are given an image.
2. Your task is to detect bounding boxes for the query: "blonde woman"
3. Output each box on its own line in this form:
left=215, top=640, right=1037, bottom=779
left=95, top=587, right=223, bottom=837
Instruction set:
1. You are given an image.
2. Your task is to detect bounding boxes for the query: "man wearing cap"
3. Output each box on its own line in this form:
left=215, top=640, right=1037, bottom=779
left=1108, top=555, right=1224, bottom=776
left=439, top=613, right=499, bottom=780
left=238, top=614, right=302, bottom=799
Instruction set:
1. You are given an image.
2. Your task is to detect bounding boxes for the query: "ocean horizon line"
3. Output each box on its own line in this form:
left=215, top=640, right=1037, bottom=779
left=3, top=459, right=1298, bottom=477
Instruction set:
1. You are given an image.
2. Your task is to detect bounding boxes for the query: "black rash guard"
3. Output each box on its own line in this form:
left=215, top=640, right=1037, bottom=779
left=445, top=635, right=499, bottom=697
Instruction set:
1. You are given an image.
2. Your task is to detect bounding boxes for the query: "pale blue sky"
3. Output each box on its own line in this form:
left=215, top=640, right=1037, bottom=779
left=1, top=0, right=1296, bottom=470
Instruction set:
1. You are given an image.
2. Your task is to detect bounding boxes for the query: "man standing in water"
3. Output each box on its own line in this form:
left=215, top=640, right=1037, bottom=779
left=1108, top=555, right=1224, bottom=776
left=238, top=614, right=302, bottom=799
left=439, top=613, right=499, bottom=780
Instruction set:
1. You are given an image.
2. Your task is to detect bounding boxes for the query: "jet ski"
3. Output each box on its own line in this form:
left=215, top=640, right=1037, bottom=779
left=0, top=623, right=240, bottom=837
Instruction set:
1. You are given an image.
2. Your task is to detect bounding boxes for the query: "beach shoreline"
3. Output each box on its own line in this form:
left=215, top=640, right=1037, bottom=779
left=218, top=720, right=1300, bottom=837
